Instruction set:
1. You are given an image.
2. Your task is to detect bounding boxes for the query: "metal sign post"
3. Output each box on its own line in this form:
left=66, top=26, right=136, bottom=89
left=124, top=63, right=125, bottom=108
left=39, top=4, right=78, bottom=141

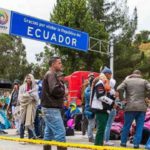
left=89, top=37, right=114, bottom=77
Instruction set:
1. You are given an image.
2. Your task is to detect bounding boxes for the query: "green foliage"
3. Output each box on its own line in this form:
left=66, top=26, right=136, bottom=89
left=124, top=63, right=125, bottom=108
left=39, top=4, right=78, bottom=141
left=137, top=52, right=150, bottom=80
left=112, top=6, right=140, bottom=83
left=88, top=0, right=104, bottom=21
left=85, top=0, right=140, bottom=82
left=0, top=34, right=30, bottom=81
left=36, top=0, right=108, bottom=75
left=134, top=30, right=150, bottom=46
left=88, top=0, right=133, bottom=35
left=114, top=40, right=140, bottom=83
left=36, top=0, right=147, bottom=83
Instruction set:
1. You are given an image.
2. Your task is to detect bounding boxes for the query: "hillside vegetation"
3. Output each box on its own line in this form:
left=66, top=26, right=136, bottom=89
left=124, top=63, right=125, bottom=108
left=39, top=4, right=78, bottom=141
left=139, top=42, right=150, bottom=56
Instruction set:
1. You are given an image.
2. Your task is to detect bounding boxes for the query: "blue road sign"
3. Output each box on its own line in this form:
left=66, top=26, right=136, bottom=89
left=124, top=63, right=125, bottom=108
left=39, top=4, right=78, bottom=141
left=9, top=11, right=89, bottom=52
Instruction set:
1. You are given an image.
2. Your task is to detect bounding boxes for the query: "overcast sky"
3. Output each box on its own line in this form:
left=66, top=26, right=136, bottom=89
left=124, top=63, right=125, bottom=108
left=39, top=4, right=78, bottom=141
left=1, top=0, right=150, bottom=63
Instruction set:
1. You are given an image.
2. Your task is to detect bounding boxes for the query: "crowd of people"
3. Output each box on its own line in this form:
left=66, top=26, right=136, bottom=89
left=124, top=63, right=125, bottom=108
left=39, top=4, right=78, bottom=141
left=0, top=56, right=150, bottom=150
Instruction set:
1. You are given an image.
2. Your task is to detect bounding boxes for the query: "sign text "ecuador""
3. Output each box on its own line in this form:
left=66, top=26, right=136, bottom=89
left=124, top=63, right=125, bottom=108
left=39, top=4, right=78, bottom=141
left=10, top=11, right=89, bottom=51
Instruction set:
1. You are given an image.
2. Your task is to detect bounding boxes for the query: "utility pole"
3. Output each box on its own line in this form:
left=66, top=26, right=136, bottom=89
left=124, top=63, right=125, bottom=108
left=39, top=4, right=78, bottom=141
left=109, top=39, right=114, bottom=77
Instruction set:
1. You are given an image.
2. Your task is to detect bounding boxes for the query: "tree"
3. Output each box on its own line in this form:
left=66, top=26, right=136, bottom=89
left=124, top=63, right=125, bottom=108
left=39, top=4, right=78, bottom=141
left=0, top=34, right=31, bottom=81
left=36, top=0, right=143, bottom=83
left=134, top=30, right=150, bottom=79
left=37, top=0, right=108, bottom=75
left=88, top=0, right=129, bottom=33
left=113, top=7, right=140, bottom=83
left=134, top=30, right=150, bottom=45
left=35, top=45, right=56, bottom=76
left=48, top=0, right=139, bottom=78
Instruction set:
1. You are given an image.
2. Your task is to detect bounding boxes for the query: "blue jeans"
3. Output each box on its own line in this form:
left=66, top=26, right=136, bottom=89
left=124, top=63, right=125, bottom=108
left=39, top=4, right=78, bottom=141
left=121, top=111, right=145, bottom=146
left=104, top=109, right=116, bottom=142
left=87, top=118, right=95, bottom=139
left=42, top=107, right=66, bottom=142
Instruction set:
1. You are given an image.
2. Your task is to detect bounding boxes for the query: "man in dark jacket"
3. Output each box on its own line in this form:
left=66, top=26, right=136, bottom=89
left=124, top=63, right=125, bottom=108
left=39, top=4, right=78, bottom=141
left=117, top=70, right=150, bottom=149
left=41, top=57, right=66, bottom=150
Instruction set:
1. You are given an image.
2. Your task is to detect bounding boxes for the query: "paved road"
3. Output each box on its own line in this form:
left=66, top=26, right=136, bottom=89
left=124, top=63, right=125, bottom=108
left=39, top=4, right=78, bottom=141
left=0, top=129, right=145, bottom=150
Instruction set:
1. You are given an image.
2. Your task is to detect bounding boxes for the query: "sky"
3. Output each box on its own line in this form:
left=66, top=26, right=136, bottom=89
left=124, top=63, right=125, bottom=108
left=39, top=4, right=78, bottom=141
left=127, top=0, right=150, bottom=32
left=1, top=0, right=150, bottom=63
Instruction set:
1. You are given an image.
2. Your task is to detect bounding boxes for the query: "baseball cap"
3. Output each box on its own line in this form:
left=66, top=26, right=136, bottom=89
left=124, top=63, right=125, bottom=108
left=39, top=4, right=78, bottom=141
left=101, top=66, right=112, bottom=74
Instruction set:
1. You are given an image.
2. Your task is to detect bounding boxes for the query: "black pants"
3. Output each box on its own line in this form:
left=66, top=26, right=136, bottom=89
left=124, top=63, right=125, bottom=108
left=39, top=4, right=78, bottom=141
left=141, top=127, right=150, bottom=145
left=34, top=109, right=40, bottom=136
left=20, top=124, right=34, bottom=139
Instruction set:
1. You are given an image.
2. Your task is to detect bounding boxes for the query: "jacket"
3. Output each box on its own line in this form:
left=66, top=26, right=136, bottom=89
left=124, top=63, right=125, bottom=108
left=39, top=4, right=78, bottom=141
left=41, top=70, right=65, bottom=108
left=117, top=74, right=150, bottom=112
left=90, top=74, right=114, bottom=114
left=84, top=85, right=94, bottom=119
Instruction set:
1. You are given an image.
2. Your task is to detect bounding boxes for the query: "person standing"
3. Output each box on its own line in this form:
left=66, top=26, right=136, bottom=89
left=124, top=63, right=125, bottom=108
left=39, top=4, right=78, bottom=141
left=80, top=79, right=89, bottom=135
left=90, top=67, right=115, bottom=145
left=104, top=78, right=117, bottom=146
left=18, top=74, right=39, bottom=139
left=117, top=70, right=150, bottom=148
left=84, top=73, right=95, bottom=142
left=8, top=79, right=20, bottom=133
left=41, top=57, right=66, bottom=150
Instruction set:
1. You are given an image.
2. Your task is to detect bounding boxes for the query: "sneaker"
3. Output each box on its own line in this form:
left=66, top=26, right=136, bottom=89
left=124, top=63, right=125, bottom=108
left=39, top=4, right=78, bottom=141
left=120, top=143, right=127, bottom=147
left=16, top=130, right=20, bottom=135
left=82, top=131, right=86, bottom=135
left=104, top=141, right=114, bottom=146
left=88, top=138, right=94, bottom=143
left=134, top=145, right=139, bottom=149
left=1, top=130, right=8, bottom=134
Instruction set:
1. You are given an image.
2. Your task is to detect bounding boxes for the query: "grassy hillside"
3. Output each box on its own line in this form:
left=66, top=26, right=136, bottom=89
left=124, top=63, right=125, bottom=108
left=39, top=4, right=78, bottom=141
left=139, top=42, right=150, bottom=56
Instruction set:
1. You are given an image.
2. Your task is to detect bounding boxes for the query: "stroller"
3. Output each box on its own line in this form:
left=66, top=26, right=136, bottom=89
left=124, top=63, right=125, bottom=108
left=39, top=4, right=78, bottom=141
left=66, top=118, right=75, bottom=136
left=66, top=113, right=82, bottom=136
